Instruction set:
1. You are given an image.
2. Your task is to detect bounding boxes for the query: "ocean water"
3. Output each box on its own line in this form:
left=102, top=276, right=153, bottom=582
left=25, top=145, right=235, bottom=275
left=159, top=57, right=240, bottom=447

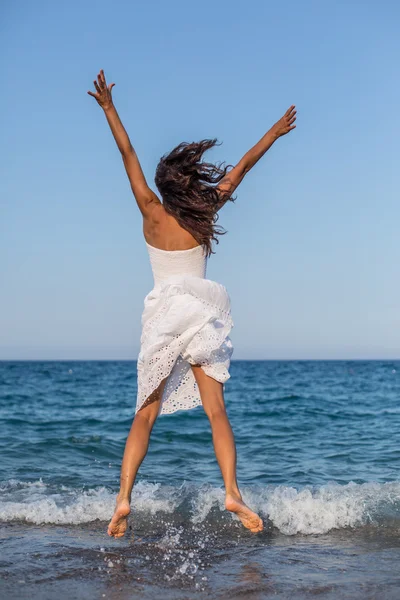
left=1, top=359, right=400, bottom=599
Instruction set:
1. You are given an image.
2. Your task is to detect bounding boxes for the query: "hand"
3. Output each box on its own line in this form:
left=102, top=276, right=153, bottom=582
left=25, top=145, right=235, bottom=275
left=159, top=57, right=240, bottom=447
left=87, top=69, right=115, bottom=110
left=271, top=105, right=297, bottom=138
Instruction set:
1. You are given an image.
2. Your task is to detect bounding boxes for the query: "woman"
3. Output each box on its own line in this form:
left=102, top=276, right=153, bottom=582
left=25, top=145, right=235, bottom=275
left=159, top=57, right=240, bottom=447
left=88, top=70, right=296, bottom=538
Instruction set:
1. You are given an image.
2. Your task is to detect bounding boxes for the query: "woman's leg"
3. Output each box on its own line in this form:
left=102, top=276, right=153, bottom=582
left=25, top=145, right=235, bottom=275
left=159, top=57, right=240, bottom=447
left=107, top=378, right=167, bottom=538
left=191, top=365, right=263, bottom=533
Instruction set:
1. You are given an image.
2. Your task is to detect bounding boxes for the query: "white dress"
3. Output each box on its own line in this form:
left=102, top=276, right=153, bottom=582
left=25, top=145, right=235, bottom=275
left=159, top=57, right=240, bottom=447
left=136, top=242, right=234, bottom=415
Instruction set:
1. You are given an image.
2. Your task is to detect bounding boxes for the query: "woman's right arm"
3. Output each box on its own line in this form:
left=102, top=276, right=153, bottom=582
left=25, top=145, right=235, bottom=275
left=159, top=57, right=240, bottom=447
left=88, top=70, right=161, bottom=217
left=216, top=105, right=296, bottom=205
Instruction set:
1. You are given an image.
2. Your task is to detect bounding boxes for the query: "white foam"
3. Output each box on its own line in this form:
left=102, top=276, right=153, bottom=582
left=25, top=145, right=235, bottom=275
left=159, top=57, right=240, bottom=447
left=0, top=479, right=399, bottom=535
left=242, top=480, right=400, bottom=535
left=190, top=484, right=225, bottom=524
left=0, top=480, right=177, bottom=525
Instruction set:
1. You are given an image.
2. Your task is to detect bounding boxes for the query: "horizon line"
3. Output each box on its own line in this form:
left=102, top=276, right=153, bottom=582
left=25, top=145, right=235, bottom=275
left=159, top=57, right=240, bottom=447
left=0, top=358, right=399, bottom=362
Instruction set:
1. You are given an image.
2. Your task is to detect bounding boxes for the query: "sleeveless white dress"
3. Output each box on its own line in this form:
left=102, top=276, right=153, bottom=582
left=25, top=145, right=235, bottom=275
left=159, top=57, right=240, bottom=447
left=136, top=242, right=234, bottom=415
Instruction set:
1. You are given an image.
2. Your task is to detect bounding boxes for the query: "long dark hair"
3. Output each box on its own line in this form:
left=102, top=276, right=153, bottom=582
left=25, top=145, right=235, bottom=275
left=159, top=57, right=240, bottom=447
left=154, top=139, right=236, bottom=257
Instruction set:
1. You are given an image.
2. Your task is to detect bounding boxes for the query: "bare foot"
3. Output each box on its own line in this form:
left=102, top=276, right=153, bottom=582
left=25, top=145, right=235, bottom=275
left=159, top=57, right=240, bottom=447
left=225, top=493, right=263, bottom=533
left=107, top=495, right=131, bottom=538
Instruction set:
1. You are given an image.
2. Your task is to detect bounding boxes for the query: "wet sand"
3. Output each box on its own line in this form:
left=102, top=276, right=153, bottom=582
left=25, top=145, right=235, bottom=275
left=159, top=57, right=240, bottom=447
left=1, top=519, right=400, bottom=600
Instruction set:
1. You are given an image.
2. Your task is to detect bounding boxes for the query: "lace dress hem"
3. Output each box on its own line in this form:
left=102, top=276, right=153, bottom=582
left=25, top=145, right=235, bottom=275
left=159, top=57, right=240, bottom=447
left=136, top=274, right=234, bottom=415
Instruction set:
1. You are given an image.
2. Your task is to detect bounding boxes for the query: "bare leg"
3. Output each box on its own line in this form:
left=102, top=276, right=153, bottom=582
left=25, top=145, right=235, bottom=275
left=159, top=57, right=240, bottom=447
left=191, top=366, right=263, bottom=533
left=107, top=378, right=167, bottom=538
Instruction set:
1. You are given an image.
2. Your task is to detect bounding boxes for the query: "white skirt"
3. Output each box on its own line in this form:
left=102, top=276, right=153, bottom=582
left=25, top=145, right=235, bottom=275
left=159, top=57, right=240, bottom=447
left=136, top=274, right=234, bottom=415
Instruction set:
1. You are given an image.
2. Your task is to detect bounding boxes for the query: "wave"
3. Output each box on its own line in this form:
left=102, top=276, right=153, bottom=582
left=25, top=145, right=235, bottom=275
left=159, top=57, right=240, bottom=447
left=0, top=479, right=399, bottom=535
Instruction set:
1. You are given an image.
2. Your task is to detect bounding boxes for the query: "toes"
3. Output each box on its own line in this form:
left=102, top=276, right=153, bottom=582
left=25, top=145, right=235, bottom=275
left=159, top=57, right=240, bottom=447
left=108, top=522, right=118, bottom=537
left=250, top=518, right=263, bottom=533
left=107, top=518, right=128, bottom=539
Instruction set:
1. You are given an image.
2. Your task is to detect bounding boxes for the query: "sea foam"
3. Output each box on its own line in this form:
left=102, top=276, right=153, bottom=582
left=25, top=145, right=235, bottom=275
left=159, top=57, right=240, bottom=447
left=0, top=479, right=399, bottom=535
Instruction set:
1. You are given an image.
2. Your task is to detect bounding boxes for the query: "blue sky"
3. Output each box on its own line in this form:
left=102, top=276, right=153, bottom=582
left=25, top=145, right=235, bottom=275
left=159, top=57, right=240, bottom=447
left=1, top=0, right=399, bottom=360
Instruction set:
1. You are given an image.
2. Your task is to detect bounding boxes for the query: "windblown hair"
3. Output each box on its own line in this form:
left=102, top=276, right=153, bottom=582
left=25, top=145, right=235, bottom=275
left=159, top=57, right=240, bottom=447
left=154, top=139, right=236, bottom=257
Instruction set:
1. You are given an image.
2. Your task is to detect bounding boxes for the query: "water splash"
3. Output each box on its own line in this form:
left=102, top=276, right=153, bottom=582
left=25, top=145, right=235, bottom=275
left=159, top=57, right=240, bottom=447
left=1, top=479, right=399, bottom=535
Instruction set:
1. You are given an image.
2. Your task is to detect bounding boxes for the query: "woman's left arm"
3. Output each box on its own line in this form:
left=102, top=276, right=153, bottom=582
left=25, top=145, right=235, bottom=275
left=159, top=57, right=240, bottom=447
left=216, top=105, right=297, bottom=204
left=88, top=70, right=161, bottom=217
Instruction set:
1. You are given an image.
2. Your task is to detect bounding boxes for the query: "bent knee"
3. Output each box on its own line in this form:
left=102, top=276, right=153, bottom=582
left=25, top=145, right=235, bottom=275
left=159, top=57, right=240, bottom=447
left=202, top=396, right=227, bottom=421
left=134, top=406, right=158, bottom=427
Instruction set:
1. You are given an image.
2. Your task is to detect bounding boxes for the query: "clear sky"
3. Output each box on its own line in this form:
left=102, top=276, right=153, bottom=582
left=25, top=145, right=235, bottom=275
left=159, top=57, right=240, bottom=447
left=1, top=0, right=399, bottom=360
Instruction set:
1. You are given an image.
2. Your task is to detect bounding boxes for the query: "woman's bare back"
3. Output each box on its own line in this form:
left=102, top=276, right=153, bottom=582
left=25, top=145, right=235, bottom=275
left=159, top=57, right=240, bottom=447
left=87, top=68, right=295, bottom=256
left=142, top=203, right=200, bottom=251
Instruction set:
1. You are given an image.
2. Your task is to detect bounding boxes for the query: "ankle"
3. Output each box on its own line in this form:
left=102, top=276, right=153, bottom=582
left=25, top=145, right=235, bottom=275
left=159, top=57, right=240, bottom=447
left=225, top=488, right=241, bottom=501
left=116, top=492, right=131, bottom=504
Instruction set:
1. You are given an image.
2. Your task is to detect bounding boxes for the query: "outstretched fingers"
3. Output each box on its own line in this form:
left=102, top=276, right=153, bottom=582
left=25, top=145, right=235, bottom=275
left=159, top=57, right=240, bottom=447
left=286, top=105, right=297, bottom=130
left=99, top=69, right=115, bottom=91
left=87, top=69, right=115, bottom=106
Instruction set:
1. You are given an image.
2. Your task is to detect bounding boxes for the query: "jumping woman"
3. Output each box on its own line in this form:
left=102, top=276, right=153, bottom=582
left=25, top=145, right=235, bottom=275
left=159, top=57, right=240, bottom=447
left=87, top=69, right=296, bottom=538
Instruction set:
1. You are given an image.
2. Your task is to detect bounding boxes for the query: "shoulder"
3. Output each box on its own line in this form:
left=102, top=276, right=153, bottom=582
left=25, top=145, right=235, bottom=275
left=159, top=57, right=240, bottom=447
left=143, top=203, right=168, bottom=241
left=145, top=201, right=167, bottom=224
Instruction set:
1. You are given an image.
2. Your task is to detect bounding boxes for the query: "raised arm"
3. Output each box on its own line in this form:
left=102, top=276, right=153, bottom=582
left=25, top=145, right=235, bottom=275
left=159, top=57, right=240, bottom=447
left=216, top=105, right=296, bottom=206
left=87, top=70, right=161, bottom=217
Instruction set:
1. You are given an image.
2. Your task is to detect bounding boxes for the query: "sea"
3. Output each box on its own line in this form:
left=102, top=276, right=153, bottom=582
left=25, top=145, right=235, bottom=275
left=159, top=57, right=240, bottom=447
left=1, top=359, right=400, bottom=599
